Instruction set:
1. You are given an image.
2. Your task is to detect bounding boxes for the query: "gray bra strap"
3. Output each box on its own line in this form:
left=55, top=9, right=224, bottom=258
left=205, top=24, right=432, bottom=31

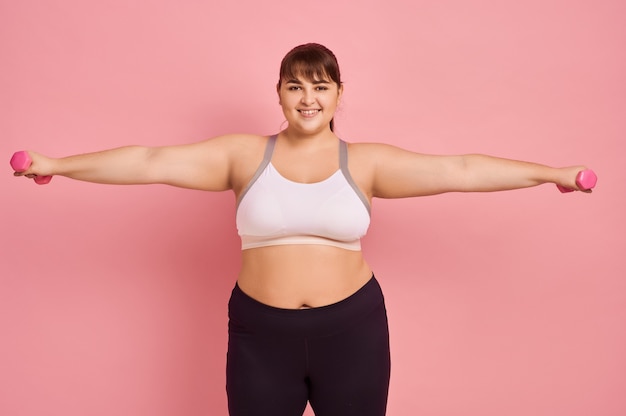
left=236, top=135, right=277, bottom=209
left=339, top=140, right=371, bottom=216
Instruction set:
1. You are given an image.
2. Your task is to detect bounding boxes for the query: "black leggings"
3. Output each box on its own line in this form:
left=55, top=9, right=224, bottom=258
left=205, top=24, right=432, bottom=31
left=226, top=275, right=391, bottom=416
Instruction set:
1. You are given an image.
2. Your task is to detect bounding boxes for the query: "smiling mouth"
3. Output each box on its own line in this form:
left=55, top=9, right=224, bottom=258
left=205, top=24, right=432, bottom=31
left=298, top=109, right=320, bottom=116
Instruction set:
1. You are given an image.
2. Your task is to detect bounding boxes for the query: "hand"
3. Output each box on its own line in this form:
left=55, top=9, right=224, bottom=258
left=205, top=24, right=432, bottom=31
left=11, top=151, right=55, bottom=183
left=556, top=166, right=595, bottom=193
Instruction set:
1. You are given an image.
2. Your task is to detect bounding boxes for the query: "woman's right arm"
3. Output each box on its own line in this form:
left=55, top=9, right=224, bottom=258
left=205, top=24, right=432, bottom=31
left=14, top=134, right=251, bottom=191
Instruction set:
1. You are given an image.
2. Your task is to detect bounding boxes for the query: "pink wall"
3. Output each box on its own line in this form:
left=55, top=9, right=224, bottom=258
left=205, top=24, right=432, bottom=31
left=2, top=1, right=625, bottom=415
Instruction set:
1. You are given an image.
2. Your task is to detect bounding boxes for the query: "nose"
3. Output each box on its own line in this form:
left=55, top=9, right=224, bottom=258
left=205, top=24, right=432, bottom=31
left=300, top=88, right=316, bottom=106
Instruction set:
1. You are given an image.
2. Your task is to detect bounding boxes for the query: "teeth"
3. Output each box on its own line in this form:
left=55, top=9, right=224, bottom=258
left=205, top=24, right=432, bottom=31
left=300, top=110, right=319, bottom=116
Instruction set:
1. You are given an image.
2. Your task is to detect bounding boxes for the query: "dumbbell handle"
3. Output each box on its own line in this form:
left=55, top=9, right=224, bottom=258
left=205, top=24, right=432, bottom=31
left=557, top=169, right=597, bottom=193
left=10, top=151, right=53, bottom=185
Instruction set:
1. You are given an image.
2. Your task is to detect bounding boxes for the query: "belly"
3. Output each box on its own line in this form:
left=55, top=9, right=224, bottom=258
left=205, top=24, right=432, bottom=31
left=237, top=245, right=372, bottom=309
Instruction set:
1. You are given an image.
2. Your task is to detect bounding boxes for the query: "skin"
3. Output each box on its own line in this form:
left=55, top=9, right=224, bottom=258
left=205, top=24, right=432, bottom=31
left=14, top=73, right=589, bottom=309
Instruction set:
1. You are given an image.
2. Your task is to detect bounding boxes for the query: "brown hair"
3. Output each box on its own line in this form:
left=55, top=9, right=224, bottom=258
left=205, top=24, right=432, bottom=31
left=278, top=43, right=342, bottom=131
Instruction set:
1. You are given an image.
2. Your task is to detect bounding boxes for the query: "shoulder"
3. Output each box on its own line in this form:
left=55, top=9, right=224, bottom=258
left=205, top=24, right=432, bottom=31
left=344, top=140, right=403, bottom=152
left=225, top=134, right=272, bottom=161
left=192, top=133, right=270, bottom=163
left=216, top=134, right=273, bottom=191
left=341, top=141, right=405, bottom=197
left=344, top=141, right=409, bottom=164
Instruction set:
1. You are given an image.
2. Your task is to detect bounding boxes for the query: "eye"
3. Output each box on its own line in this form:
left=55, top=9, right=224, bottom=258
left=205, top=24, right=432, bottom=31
left=315, top=86, right=329, bottom=91
left=288, top=86, right=302, bottom=91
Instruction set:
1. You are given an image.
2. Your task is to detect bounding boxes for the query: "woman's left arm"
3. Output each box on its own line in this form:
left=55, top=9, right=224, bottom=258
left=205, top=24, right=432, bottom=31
left=360, top=143, right=589, bottom=199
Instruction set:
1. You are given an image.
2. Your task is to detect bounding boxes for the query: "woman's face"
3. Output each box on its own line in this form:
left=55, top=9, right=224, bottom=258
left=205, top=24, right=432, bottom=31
left=277, top=73, right=343, bottom=135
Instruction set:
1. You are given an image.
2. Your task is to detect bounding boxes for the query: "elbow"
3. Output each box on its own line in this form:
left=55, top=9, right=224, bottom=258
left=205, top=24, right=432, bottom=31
left=131, top=146, right=160, bottom=183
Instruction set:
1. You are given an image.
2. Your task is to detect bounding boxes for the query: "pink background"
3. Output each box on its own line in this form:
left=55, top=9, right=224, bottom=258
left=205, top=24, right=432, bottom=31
left=2, top=1, right=625, bottom=415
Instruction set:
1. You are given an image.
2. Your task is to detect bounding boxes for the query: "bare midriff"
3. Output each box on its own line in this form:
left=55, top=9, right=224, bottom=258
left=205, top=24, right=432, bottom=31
left=237, top=244, right=373, bottom=309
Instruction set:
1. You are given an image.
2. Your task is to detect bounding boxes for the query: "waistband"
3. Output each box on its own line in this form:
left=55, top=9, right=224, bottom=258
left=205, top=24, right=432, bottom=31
left=228, top=275, right=385, bottom=338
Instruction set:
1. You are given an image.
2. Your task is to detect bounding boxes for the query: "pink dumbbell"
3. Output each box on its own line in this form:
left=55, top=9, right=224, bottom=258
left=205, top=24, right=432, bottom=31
left=10, top=151, right=53, bottom=185
left=557, top=169, right=597, bottom=193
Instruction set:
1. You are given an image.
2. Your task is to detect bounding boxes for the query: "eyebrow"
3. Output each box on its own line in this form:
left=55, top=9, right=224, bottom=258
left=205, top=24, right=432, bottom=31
left=285, top=78, right=331, bottom=85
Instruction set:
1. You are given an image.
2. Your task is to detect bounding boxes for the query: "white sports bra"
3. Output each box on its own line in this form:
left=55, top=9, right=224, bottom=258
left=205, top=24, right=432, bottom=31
left=236, top=135, right=371, bottom=251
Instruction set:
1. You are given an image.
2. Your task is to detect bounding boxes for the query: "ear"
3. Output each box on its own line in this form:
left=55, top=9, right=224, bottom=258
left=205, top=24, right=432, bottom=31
left=337, top=83, right=344, bottom=103
left=276, top=83, right=282, bottom=105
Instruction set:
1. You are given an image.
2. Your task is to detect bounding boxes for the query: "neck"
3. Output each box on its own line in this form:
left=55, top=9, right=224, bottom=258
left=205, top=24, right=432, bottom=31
left=281, top=127, right=336, bottom=147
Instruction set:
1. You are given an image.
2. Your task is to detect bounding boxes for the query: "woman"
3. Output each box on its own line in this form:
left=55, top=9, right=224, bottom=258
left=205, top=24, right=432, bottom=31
left=13, top=43, right=591, bottom=416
